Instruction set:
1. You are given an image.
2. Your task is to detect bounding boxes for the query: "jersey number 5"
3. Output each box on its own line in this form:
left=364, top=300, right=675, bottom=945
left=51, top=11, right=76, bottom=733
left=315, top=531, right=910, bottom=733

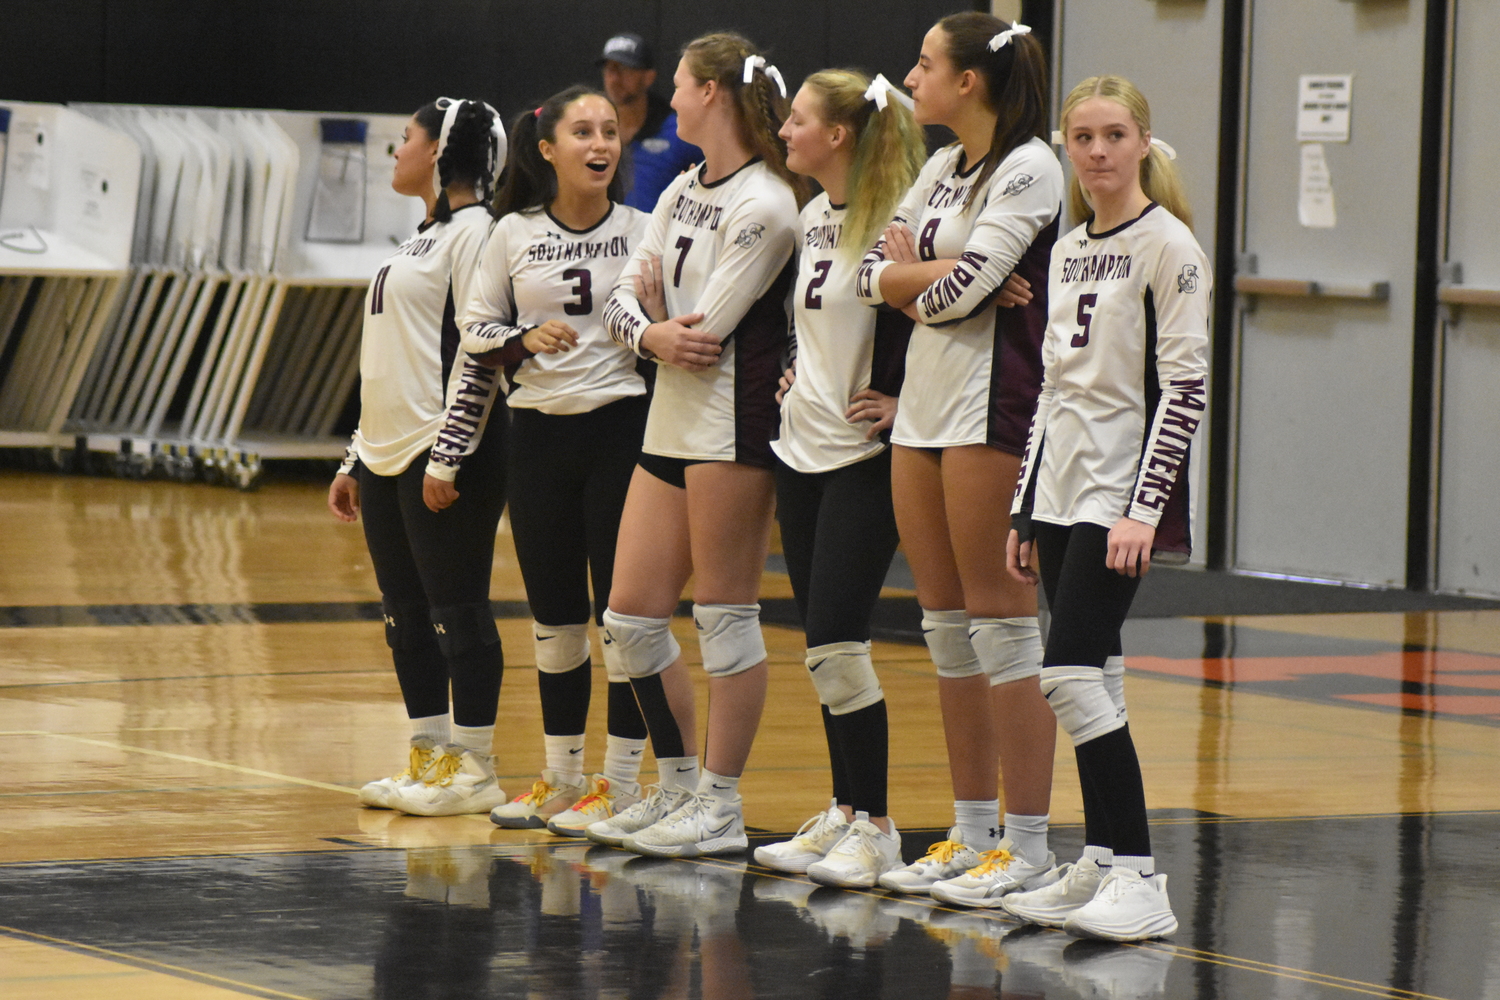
left=804, top=260, right=832, bottom=310
left=1072, top=293, right=1098, bottom=348
left=563, top=268, right=592, bottom=316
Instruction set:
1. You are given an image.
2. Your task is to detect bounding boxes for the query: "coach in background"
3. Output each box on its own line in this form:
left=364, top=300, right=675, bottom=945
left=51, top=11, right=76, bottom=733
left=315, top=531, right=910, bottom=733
left=598, top=32, right=701, bottom=211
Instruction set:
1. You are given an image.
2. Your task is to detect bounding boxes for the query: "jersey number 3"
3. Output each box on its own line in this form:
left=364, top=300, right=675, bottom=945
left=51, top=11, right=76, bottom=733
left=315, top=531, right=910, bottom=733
left=563, top=268, right=592, bottom=316
left=1072, top=293, right=1098, bottom=348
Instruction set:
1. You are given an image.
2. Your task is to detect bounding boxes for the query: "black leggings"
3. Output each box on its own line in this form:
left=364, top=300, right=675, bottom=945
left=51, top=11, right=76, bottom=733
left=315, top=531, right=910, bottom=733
left=1034, top=520, right=1150, bottom=857
left=508, top=395, right=649, bottom=741
left=774, top=449, right=901, bottom=817
left=358, top=418, right=506, bottom=728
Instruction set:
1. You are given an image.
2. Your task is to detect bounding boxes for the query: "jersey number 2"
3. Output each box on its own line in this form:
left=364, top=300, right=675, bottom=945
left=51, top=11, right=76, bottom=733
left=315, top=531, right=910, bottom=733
left=1072, top=293, right=1098, bottom=348
left=563, top=268, right=592, bottom=316
left=804, top=260, right=832, bottom=310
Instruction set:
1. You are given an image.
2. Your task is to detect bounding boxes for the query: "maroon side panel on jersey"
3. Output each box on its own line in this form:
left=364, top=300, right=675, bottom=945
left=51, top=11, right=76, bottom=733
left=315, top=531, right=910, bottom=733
left=987, top=216, right=1058, bottom=455
left=731, top=261, right=795, bottom=469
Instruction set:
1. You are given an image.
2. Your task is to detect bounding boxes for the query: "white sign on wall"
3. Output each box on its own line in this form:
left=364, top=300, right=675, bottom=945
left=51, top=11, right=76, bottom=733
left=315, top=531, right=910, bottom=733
left=1298, top=75, right=1353, bottom=142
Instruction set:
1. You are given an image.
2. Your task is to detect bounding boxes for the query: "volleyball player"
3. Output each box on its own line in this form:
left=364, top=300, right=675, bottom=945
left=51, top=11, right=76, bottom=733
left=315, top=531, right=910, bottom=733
left=749, top=69, right=925, bottom=888
left=1001, top=75, right=1209, bottom=942
left=854, top=13, right=1065, bottom=901
left=589, top=32, right=805, bottom=858
left=457, top=86, right=653, bottom=835
left=328, top=98, right=510, bottom=817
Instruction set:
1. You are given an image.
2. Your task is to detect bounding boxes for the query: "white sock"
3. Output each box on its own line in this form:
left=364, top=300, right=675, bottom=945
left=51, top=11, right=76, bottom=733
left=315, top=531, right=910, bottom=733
left=1082, top=844, right=1115, bottom=869
left=603, top=735, right=647, bottom=790
left=697, top=769, right=740, bottom=800
left=410, top=713, right=450, bottom=744
left=451, top=723, right=493, bottom=756
left=953, top=799, right=1001, bottom=851
left=1114, top=854, right=1155, bottom=877
left=1003, top=812, right=1050, bottom=867
left=657, top=755, right=699, bottom=794
left=544, top=733, right=586, bottom=784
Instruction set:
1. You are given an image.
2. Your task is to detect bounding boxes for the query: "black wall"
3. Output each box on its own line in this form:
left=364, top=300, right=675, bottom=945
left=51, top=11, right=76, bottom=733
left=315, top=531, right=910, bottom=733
left=1, top=0, right=977, bottom=120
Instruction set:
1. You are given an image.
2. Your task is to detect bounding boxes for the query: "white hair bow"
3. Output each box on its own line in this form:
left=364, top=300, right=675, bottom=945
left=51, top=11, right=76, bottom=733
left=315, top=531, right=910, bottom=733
left=863, top=73, right=915, bottom=112
left=742, top=54, right=787, bottom=98
left=988, top=22, right=1032, bottom=52
left=432, top=98, right=508, bottom=197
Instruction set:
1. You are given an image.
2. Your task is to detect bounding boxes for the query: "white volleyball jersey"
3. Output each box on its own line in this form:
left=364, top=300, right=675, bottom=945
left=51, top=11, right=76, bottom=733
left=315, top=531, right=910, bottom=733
left=459, top=204, right=649, bottom=415
left=603, top=158, right=799, bottom=465
left=1012, top=203, right=1212, bottom=556
left=856, top=138, right=1062, bottom=451
left=772, top=194, right=912, bottom=474
left=341, top=204, right=504, bottom=481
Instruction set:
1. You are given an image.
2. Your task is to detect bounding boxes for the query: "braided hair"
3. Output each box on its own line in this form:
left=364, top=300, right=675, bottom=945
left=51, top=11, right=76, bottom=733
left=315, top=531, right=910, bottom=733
left=413, top=98, right=504, bottom=223
left=492, top=85, right=626, bottom=219
left=682, top=32, right=810, bottom=207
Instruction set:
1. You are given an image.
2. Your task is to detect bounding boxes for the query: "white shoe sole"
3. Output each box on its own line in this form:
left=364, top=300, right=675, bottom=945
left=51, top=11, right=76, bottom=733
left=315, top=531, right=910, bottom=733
left=807, top=863, right=891, bottom=890
left=400, top=788, right=507, bottom=817
left=930, top=883, right=1010, bottom=908
left=626, top=833, right=748, bottom=858
left=1065, top=909, right=1178, bottom=941
left=752, top=848, right=824, bottom=874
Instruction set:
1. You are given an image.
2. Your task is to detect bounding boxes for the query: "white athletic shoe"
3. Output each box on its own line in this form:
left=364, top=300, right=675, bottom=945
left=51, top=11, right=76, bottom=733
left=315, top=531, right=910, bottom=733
left=393, top=745, right=507, bottom=817
left=930, top=838, right=1060, bottom=908
left=359, top=735, right=440, bottom=808
left=489, top=769, right=585, bottom=829
left=877, top=827, right=982, bottom=895
left=1001, top=856, right=1106, bottom=928
left=584, top=784, right=690, bottom=847
left=624, top=792, right=748, bottom=858
left=1063, top=868, right=1178, bottom=941
left=806, top=813, right=902, bottom=889
left=753, top=799, right=849, bottom=874
left=545, top=774, right=641, bottom=837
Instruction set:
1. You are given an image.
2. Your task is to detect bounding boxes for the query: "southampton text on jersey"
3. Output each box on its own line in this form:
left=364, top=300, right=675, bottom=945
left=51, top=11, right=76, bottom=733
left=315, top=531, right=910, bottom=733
left=525, top=236, right=632, bottom=264
left=804, top=223, right=842, bottom=250
left=1060, top=252, right=1133, bottom=284
left=670, top=193, right=725, bottom=231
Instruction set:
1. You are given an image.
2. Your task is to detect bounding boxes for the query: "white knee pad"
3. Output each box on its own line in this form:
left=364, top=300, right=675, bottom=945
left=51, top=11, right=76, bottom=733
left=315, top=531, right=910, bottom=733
left=600, top=609, right=680, bottom=679
left=533, top=622, right=590, bottom=674
left=1040, top=665, right=1127, bottom=746
left=922, top=609, right=981, bottom=679
left=806, top=641, right=884, bottom=715
left=969, top=617, right=1043, bottom=687
left=602, top=632, right=628, bottom=683
left=693, top=603, right=765, bottom=677
left=1103, top=654, right=1127, bottom=715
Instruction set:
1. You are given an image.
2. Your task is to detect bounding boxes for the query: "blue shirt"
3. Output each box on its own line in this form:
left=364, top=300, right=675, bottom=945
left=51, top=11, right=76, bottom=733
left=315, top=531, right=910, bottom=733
left=623, top=96, right=701, bottom=213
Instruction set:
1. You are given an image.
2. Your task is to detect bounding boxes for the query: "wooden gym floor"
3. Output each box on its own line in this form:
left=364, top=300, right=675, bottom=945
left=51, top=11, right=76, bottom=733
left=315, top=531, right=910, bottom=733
left=1, top=470, right=1498, bottom=999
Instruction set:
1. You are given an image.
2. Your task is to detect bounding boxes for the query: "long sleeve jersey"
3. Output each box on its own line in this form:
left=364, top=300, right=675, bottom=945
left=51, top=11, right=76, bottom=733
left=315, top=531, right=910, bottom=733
left=458, top=204, right=649, bottom=415
left=1012, top=203, right=1212, bottom=556
left=340, top=204, right=504, bottom=482
left=772, top=193, right=912, bottom=474
left=603, top=158, right=799, bottom=465
left=856, top=138, right=1062, bottom=451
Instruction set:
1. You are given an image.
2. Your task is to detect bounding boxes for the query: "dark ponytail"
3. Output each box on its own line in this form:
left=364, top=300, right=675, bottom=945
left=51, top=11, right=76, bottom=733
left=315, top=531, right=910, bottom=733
left=935, top=12, right=1048, bottom=212
left=492, top=85, right=626, bottom=219
left=413, top=98, right=502, bottom=223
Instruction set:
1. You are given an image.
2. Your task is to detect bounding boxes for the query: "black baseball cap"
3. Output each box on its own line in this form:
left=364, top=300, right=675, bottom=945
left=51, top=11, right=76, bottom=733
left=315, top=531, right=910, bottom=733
left=598, top=33, right=653, bottom=70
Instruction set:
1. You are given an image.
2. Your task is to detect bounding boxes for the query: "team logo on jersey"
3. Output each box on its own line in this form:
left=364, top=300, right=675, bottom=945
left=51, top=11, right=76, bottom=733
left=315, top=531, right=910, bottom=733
left=734, top=223, right=766, bottom=249
left=1177, top=264, right=1201, bottom=293
left=1001, top=173, right=1035, bottom=196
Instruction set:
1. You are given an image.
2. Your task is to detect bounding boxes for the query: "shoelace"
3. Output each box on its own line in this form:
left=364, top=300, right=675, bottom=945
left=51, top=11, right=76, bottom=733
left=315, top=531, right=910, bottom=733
left=615, top=785, right=665, bottom=822
left=1094, top=869, right=1140, bottom=902
left=515, top=779, right=555, bottom=805
left=968, top=847, right=1016, bottom=876
left=571, top=779, right=613, bottom=813
left=424, top=752, right=463, bottom=787
left=830, top=824, right=883, bottom=862
left=918, top=839, right=964, bottom=865
left=792, top=808, right=844, bottom=846
left=396, top=744, right=435, bottom=781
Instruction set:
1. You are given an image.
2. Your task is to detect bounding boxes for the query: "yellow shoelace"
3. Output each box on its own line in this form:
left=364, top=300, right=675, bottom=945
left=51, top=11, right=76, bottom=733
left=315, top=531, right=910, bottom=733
left=968, top=847, right=1016, bottom=876
left=514, top=779, right=554, bottom=805
left=920, top=840, right=964, bottom=863
left=395, top=744, right=435, bottom=781
left=571, top=779, right=612, bottom=812
left=424, top=752, right=463, bottom=787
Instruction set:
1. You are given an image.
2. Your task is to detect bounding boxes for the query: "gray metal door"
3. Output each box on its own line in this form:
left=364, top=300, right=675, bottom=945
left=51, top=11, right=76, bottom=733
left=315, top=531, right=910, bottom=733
left=1435, top=0, right=1500, bottom=597
left=1232, top=1, right=1427, bottom=586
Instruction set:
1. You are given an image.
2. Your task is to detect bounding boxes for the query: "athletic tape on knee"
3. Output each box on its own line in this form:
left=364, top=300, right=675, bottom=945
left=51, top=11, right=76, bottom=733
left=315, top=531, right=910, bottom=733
left=693, top=603, right=765, bottom=677
left=602, top=632, right=628, bottom=683
left=922, top=609, right=982, bottom=679
left=969, top=617, right=1043, bottom=687
left=381, top=600, right=431, bottom=651
left=1103, top=654, right=1128, bottom=718
left=533, top=622, right=590, bottom=674
left=1040, top=665, right=1127, bottom=746
left=806, top=640, right=883, bottom=715
left=600, top=609, right=679, bottom=679
left=428, top=602, right=500, bottom=659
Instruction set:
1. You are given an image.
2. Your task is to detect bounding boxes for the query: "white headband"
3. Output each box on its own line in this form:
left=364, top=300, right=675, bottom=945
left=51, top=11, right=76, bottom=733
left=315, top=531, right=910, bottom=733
left=432, top=97, right=508, bottom=198
left=988, top=22, right=1032, bottom=52
left=863, top=73, right=915, bottom=113
left=1050, top=129, right=1178, bottom=160
left=742, top=55, right=787, bottom=98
